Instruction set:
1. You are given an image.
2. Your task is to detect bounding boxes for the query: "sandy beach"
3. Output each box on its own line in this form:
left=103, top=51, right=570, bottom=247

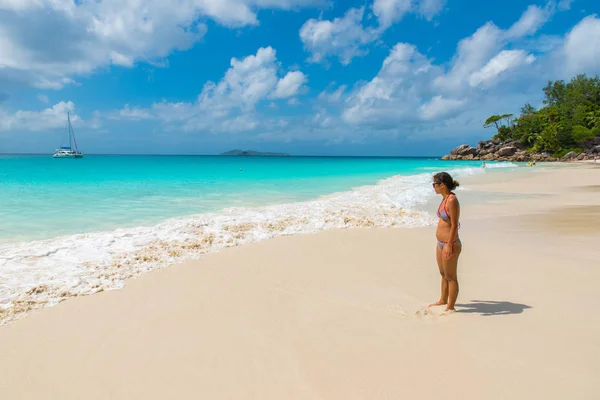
left=1, top=164, right=599, bottom=399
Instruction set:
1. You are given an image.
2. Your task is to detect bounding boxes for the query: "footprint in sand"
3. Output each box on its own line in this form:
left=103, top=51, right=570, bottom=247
left=414, top=308, right=435, bottom=318
left=388, top=305, right=455, bottom=320
left=440, top=309, right=457, bottom=316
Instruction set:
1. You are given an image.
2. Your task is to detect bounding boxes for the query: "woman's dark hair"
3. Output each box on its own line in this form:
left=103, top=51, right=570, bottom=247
left=433, top=172, right=459, bottom=191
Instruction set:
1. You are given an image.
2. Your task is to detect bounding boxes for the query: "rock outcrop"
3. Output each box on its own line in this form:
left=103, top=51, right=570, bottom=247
left=496, top=146, right=517, bottom=157
left=450, top=144, right=478, bottom=156
left=561, top=151, right=578, bottom=160
left=443, top=138, right=600, bottom=162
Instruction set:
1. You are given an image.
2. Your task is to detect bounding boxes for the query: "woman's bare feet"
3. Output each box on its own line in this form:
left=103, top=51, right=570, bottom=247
left=428, top=301, right=447, bottom=308
left=444, top=307, right=456, bottom=313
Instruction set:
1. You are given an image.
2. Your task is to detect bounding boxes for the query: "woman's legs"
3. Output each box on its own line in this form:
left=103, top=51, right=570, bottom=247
left=429, top=244, right=448, bottom=307
left=442, top=242, right=462, bottom=311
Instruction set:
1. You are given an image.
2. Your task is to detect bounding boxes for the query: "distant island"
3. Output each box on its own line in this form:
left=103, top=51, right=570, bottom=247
left=443, top=74, right=600, bottom=162
left=220, top=149, right=290, bottom=157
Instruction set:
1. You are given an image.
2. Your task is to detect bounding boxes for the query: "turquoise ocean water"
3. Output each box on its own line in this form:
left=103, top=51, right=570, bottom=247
left=1, top=155, right=485, bottom=242
left=0, top=155, right=517, bottom=324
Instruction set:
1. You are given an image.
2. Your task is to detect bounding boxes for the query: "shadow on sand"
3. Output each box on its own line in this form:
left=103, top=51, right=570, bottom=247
left=456, top=300, right=532, bottom=316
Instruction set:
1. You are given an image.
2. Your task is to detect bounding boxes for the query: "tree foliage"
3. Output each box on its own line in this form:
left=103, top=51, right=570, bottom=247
left=483, top=114, right=514, bottom=130
left=484, top=74, right=600, bottom=154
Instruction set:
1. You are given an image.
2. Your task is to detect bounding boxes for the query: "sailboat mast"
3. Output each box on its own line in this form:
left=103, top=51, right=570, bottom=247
left=68, top=112, right=73, bottom=149
left=69, top=113, right=80, bottom=153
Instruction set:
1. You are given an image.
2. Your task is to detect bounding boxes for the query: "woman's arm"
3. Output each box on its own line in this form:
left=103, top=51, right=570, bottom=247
left=444, top=196, right=460, bottom=259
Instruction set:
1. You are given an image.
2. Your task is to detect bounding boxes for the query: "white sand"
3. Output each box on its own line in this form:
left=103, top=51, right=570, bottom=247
left=0, top=164, right=599, bottom=399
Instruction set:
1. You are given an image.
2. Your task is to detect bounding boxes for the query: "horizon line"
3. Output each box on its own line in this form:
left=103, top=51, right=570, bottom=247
left=0, top=153, right=444, bottom=158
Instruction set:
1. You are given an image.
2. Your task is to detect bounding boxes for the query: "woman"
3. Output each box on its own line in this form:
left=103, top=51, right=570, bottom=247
left=429, top=172, right=462, bottom=312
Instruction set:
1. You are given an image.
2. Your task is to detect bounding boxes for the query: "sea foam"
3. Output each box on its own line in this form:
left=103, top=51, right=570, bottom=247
left=0, top=165, right=500, bottom=324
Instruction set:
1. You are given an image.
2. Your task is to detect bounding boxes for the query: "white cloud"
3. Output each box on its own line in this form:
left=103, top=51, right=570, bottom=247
left=36, top=94, right=49, bottom=103
left=198, top=46, right=302, bottom=112
left=469, top=50, right=536, bottom=87
left=561, top=15, right=600, bottom=76
left=433, top=4, right=556, bottom=94
left=111, top=47, right=305, bottom=133
left=33, top=78, right=77, bottom=90
left=0, top=0, right=321, bottom=88
left=505, top=4, right=554, bottom=40
left=300, top=1, right=446, bottom=65
left=151, top=101, right=198, bottom=124
left=299, top=7, right=379, bottom=65
left=114, top=104, right=153, bottom=120
left=558, top=0, right=574, bottom=11
left=271, top=71, right=307, bottom=99
left=263, top=118, right=289, bottom=130
left=372, top=0, right=413, bottom=28
left=418, top=96, right=466, bottom=120
left=215, top=114, right=259, bottom=133
left=434, top=22, right=504, bottom=92
left=331, top=6, right=569, bottom=135
left=247, top=11, right=599, bottom=144
left=342, top=43, right=442, bottom=127
left=109, top=51, right=134, bottom=68
left=372, top=0, right=446, bottom=28
left=0, top=0, right=45, bottom=12
left=417, top=0, right=447, bottom=20
left=318, top=84, right=348, bottom=103
left=0, top=101, right=80, bottom=132
left=312, top=109, right=335, bottom=129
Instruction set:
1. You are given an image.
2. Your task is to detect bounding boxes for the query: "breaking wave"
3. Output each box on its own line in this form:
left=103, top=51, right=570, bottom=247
left=0, top=165, right=492, bottom=324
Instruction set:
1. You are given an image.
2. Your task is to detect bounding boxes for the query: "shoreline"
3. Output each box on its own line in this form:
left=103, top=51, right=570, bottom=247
left=0, top=162, right=518, bottom=326
left=0, top=163, right=598, bottom=398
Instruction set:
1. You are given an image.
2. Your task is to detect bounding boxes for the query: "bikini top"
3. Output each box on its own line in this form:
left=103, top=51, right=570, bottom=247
left=437, top=193, right=460, bottom=228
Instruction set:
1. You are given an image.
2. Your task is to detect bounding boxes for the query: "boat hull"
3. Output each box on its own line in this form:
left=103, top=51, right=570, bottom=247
left=53, top=152, right=83, bottom=159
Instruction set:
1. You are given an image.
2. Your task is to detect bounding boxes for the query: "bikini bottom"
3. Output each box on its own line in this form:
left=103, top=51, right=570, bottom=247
left=437, top=238, right=461, bottom=251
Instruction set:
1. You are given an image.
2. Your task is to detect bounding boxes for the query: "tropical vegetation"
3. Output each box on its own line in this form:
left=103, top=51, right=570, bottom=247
left=484, top=74, right=600, bottom=157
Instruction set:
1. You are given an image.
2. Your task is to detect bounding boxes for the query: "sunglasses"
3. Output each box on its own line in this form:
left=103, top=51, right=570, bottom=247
left=432, top=182, right=442, bottom=187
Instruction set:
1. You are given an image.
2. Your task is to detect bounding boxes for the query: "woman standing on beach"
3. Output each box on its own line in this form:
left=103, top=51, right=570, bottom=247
left=429, top=172, right=461, bottom=312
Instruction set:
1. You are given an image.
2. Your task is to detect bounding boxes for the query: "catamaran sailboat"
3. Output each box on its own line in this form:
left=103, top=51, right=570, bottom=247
left=53, top=112, right=83, bottom=158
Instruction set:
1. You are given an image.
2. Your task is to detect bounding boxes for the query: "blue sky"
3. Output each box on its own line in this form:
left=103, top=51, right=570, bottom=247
left=0, top=0, right=599, bottom=156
